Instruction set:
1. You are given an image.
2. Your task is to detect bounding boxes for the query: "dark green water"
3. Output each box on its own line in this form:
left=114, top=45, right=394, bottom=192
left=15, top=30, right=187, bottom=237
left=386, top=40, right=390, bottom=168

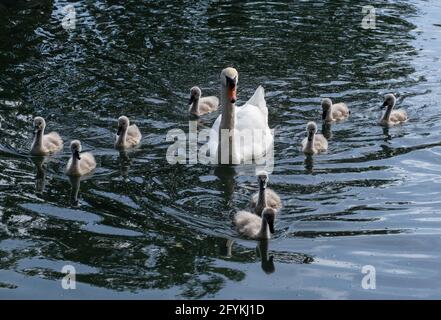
left=1, top=0, right=441, bottom=299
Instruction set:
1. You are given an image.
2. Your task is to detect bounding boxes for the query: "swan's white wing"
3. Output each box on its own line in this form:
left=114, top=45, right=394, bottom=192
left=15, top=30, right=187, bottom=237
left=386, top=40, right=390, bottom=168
left=245, top=86, right=268, bottom=123
left=235, top=104, right=273, bottom=161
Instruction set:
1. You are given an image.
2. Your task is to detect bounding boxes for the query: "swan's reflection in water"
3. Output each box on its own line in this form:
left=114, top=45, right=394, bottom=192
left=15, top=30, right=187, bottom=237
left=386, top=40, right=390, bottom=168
left=214, top=165, right=237, bottom=205
left=32, top=156, right=47, bottom=194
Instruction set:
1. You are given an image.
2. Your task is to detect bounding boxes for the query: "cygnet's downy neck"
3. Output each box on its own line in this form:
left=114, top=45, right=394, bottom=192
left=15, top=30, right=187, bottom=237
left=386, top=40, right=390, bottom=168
left=33, top=129, right=44, bottom=148
left=116, top=126, right=128, bottom=145
left=306, top=131, right=315, bottom=148
left=382, top=105, right=394, bottom=122
left=324, top=108, right=333, bottom=121
left=190, top=97, right=200, bottom=114
left=257, top=180, right=267, bottom=211
left=258, top=215, right=271, bottom=239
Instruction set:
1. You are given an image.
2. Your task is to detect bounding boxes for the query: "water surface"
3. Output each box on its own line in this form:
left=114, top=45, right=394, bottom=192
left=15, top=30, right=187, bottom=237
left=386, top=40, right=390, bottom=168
left=1, top=0, right=441, bottom=299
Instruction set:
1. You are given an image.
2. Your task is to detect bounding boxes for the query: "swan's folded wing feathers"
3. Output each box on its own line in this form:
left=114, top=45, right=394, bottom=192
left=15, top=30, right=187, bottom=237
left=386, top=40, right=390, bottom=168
left=127, top=124, right=142, bottom=145
left=44, top=132, right=63, bottom=152
left=245, top=86, right=267, bottom=121
left=390, top=109, right=408, bottom=122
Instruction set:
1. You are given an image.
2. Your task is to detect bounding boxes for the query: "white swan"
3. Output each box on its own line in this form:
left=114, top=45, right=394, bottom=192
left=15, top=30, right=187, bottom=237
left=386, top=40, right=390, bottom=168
left=208, top=67, right=273, bottom=164
left=65, top=140, right=96, bottom=176
left=301, top=121, right=328, bottom=155
left=250, top=171, right=282, bottom=216
left=188, top=86, right=219, bottom=117
left=30, top=117, right=63, bottom=156
left=234, top=208, right=276, bottom=240
left=322, top=98, right=349, bottom=122
left=115, top=116, right=142, bottom=150
left=379, top=93, right=408, bottom=126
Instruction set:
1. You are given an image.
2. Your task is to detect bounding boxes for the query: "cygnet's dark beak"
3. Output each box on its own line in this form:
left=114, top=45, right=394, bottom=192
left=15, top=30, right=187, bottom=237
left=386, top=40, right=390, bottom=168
left=74, top=150, right=81, bottom=160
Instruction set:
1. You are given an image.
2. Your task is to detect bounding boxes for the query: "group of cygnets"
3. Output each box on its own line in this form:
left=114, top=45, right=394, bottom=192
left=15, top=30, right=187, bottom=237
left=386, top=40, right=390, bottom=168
left=29, top=67, right=409, bottom=241
left=30, top=115, right=142, bottom=176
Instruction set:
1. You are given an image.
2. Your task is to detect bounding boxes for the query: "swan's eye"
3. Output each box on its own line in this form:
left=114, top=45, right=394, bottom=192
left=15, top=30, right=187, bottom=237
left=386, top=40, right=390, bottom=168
left=226, top=76, right=236, bottom=88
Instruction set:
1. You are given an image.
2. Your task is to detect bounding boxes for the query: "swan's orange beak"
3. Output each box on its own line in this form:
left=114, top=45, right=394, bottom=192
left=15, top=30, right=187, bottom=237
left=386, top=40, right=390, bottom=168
left=228, top=86, right=237, bottom=104
left=227, top=77, right=237, bottom=104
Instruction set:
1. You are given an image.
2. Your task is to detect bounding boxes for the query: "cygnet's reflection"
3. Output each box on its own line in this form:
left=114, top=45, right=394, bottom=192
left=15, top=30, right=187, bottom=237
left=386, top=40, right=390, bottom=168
left=304, top=154, right=314, bottom=173
left=322, top=122, right=333, bottom=140
left=32, top=156, right=47, bottom=193
left=256, top=240, right=275, bottom=274
left=382, top=126, right=392, bottom=141
left=222, top=238, right=234, bottom=258
left=118, top=151, right=132, bottom=178
left=68, top=175, right=81, bottom=206
left=222, top=238, right=276, bottom=274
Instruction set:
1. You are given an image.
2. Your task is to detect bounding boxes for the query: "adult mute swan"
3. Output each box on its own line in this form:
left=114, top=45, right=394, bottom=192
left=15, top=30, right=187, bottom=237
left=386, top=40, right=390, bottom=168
left=30, top=117, right=63, bottom=156
left=188, top=86, right=219, bottom=117
left=379, top=94, right=408, bottom=126
left=208, top=67, right=273, bottom=164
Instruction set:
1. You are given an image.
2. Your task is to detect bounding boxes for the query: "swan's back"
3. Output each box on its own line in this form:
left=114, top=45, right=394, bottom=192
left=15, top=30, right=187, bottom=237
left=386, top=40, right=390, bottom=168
left=234, top=210, right=262, bottom=238
left=315, top=134, right=328, bottom=151
left=332, top=103, right=349, bottom=120
left=34, top=132, right=63, bottom=155
left=81, top=152, right=96, bottom=170
left=66, top=152, right=96, bottom=176
left=127, top=124, right=142, bottom=146
left=199, top=96, right=219, bottom=114
left=390, top=109, right=408, bottom=123
left=250, top=188, right=282, bottom=215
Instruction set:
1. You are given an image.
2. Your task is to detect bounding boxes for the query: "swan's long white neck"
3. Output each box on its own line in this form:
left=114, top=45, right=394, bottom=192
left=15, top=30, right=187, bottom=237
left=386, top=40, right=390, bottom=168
left=217, top=84, right=236, bottom=163
left=116, top=127, right=128, bottom=146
